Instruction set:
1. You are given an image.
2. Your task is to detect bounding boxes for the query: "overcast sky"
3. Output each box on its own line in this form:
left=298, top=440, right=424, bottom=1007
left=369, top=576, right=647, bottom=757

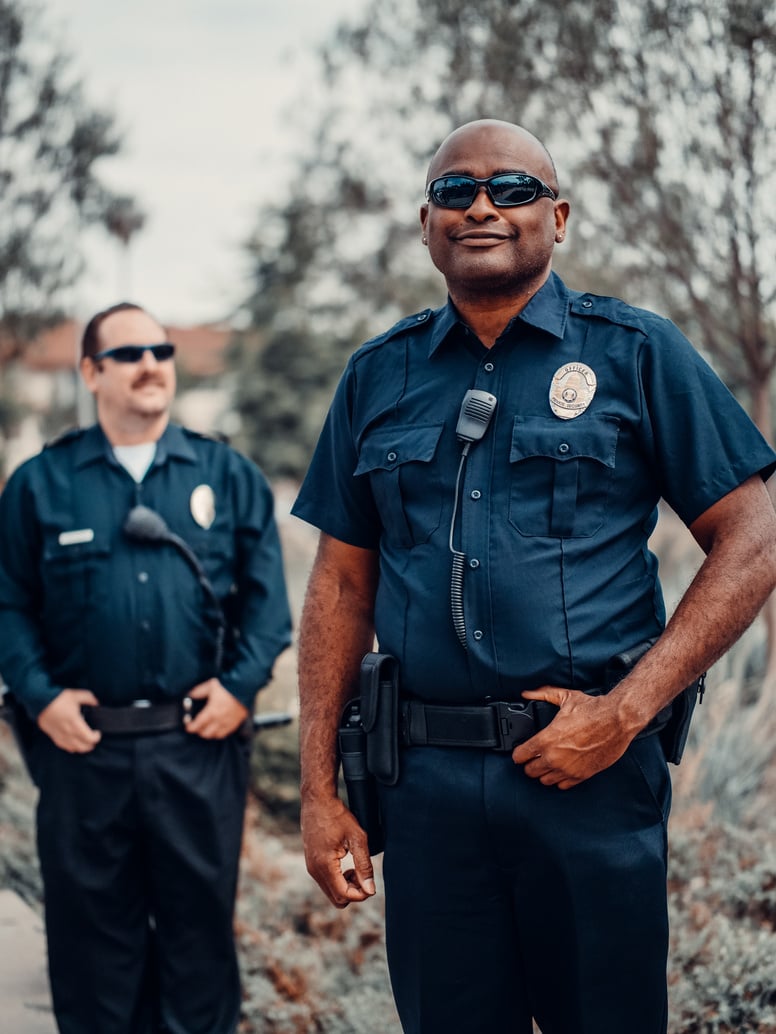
left=42, top=0, right=368, bottom=325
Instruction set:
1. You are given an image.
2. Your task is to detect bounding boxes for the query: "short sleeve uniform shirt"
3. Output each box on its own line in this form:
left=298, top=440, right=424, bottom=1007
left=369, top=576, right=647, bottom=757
left=0, top=423, right=292, bottom=716
left=293, top=273, right=776, bottom=703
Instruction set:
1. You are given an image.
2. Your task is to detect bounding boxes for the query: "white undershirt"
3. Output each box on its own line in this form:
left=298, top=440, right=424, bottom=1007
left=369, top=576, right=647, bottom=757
left=113, top=443, right=157, bottom=483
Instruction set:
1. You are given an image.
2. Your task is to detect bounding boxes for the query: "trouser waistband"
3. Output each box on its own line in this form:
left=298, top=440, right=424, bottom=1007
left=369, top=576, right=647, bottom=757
left=82, top=697, right=205, bottom=735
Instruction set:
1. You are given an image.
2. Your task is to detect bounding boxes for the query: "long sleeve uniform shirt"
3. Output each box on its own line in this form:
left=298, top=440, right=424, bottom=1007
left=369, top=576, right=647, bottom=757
left=0, top=423, right=292, bottom=717
left=293, top=273, right=776, bottom=704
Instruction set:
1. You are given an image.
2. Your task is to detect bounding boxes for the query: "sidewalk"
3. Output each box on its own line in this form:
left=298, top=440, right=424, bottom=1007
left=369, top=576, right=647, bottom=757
left=0, top=889, right=56, bottom=1033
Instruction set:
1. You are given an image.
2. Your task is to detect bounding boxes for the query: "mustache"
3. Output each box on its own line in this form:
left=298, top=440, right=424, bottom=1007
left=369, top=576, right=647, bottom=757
left=131, top=372, right=167, bottom=388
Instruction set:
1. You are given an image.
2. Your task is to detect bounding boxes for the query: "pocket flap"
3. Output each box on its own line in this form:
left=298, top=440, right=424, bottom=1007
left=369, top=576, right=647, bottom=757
left=510, top=415, right=619, bottom=466
left=355, top=424, right=444, bottom=476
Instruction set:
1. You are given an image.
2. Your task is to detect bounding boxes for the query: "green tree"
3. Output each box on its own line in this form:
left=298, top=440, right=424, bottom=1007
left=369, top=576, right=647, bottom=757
left=236, top=0, right=775, bottom=476
left=0, top=0, right=128, bottom=354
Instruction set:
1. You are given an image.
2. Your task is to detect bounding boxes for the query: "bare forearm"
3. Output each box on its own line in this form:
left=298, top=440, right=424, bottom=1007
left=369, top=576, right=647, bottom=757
left=298, top=536, right=378, bottom=802
left=614, top=477, right=776, bottom=732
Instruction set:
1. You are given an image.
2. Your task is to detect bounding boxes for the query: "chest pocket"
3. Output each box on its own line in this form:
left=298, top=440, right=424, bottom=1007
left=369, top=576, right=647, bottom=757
left=41, top=535, right=112, bottom=618
left=355, top=424, right=445, bottom=549
left=508, top=415, right=619, bottom=538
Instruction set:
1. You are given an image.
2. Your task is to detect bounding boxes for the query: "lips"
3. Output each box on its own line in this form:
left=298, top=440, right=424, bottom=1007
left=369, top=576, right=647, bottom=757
left=453, top=230, right=512, bottom=246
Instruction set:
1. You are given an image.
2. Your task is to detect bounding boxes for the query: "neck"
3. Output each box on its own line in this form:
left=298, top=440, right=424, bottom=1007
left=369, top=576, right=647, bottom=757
left=448, top=271, right=549, bottom=349
left=98, top=411, right=169, bottom=447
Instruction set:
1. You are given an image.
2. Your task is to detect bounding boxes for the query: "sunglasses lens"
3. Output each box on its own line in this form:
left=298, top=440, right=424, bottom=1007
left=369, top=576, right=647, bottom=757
left=429, top=177, right=477, bottom=208
left=488, top=175, right=539, bottom=206
left=428, top=174, right=548, bottom=208
left=111, top=346, right=144, bottom=363
left=96, top=343, right=176, bottom=363
left=151, top=343, right=175, bottom=361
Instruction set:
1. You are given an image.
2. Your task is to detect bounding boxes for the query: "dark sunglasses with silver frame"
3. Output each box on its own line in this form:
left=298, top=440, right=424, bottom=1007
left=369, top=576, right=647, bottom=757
left=426, top=173, right=557, bottom=209
left=91, top=342, right=176, bottom=364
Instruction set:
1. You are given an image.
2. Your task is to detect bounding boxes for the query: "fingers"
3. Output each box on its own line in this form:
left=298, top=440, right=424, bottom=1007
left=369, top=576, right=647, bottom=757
left=349, top=838, right=377, bottom=898
left=38, top=689, right=101, bottom=753
left=302, top=801, right=377, bottom=909
left=185, top=680, right=249, bottom=739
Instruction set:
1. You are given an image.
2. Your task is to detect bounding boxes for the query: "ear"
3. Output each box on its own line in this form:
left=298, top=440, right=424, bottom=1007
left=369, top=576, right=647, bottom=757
left=554, top=199, right=571, bottom=241
left=419, top=202, right=429, bottom=236
left=79, top=356, right=99, bottom=395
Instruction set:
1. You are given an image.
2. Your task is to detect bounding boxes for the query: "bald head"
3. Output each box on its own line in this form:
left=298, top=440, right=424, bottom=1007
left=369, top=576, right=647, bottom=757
left=427, top=120, right=559, bottom=194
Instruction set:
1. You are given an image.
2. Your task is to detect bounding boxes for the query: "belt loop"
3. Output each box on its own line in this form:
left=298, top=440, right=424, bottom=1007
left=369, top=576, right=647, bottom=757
left=405, top=700, right=428, bottom=745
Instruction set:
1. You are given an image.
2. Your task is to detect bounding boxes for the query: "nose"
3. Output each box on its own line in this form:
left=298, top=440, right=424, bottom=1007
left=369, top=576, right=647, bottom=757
left=465, top=185, right=498, bottom=219
left=137, top=347, right=160, bottom=369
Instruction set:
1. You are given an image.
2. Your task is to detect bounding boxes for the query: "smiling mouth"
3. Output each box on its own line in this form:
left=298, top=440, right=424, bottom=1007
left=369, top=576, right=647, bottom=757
left=453, top=231, right=511, bottom=246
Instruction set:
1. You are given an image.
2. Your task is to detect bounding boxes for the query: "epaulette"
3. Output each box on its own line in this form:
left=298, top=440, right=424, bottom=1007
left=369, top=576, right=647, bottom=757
left=183, top=427, right=231, bottom=445
left=363, top=308, right=436, bottom=349
left=43, top=426, right=86, bottom=450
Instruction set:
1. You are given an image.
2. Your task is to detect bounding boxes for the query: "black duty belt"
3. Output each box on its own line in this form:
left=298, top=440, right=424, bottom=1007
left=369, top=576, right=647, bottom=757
left=82, top=697, right=206, bottom=735
left=400, top=694, right=671, bottom=753
left=400, top=699, right=557, bottom=753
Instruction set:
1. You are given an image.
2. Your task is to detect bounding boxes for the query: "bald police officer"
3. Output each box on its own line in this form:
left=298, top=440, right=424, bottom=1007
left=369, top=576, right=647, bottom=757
left=0, top=303, right=292, bottom=1034
left=292, top=121, right=776, bottom=1033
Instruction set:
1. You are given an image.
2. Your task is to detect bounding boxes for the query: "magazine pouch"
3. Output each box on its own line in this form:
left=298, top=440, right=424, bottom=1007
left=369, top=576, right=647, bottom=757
left=360, top=652, right=400, bottom=786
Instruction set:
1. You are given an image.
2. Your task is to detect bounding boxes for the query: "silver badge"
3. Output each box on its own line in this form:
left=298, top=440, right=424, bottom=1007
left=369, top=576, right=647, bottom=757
left=549, top=363, right=597, bottom=420
left=190, top=484, right=216, bottom=529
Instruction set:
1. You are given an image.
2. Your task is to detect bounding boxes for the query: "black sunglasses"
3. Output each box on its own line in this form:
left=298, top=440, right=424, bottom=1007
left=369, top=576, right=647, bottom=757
left=92, top=342, right=176, bottom=364
left=426, top=173, right=557, bottom=209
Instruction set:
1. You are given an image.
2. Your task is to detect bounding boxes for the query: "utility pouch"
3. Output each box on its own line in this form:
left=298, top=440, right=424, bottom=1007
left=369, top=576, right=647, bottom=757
left=338, top=698, right=384, bottom=856
left=604, top=637, right=704, bottom=765
left=360, top=652, right=400, bottom=786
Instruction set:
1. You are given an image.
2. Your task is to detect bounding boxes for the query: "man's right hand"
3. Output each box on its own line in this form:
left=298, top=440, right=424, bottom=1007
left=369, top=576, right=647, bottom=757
left=301, top=795, right=376, bottom=909
left=37, top=689, right=102, bottom=753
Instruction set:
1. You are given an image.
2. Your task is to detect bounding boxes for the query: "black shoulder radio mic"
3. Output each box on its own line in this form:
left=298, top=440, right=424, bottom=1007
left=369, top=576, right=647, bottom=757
left=450, top=389, right=498, bottom=648
left=455, top=389, right=498, bottom=453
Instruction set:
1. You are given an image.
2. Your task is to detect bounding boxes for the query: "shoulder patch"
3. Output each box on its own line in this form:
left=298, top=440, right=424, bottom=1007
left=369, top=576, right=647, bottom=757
left=44, top=426, right=85, bottom=449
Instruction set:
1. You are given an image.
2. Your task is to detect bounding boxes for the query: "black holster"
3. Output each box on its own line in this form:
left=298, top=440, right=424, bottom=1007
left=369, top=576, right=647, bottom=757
left=604, top=638, right=703, bottom=765
left=337, top=652, right=399, bottom=856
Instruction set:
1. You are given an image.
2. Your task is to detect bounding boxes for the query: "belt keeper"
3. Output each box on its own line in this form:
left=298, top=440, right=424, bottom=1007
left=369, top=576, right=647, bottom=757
left=403, top=700, right=428, bottom=745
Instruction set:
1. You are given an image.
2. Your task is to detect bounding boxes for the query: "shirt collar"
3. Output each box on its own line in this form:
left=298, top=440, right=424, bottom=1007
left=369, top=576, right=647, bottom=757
left=73, top=422, right=198, bottom=470
left=427, top=271, right=570, bottom=357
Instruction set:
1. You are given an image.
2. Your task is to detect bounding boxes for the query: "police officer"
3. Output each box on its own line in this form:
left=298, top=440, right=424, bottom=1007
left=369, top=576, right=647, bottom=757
left=0, top=302, right=292, bottom=1034
left=292, top=121, right=776, bottom=1033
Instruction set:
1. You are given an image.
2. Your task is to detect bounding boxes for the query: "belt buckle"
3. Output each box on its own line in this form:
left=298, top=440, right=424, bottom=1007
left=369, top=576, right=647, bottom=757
left=491, top=701, right=536, bottom=751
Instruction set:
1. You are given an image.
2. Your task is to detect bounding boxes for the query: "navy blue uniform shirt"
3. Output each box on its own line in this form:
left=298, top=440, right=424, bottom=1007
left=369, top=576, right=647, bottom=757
left=0, top=423, right=292, bottom=716
left=293, top=273, right=776, bottom=703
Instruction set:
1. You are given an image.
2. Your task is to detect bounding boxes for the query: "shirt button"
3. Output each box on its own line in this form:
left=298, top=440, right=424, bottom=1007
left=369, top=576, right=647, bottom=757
left=416, top=312, right=428, bottom=322
left=469, top=558, right=480, bottom=569
left=138, top=571, right=149, bottom=583
left=470, top=490, right=482, bottom=500
left=387, top=451, right=397, bottom=462
left=582, top=300, right=593, bottom=308
left=484, top=362, right=495, bottom=373
left=558, top=443, right=570, bottom=454
left=140, top=620, right=150, bottom=631
left=473, top=630, right=484, bottom=641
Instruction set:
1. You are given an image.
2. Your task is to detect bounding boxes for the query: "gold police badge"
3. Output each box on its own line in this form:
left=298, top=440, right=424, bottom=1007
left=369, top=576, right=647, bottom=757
left=549, top=363, right=597, bottom=420
left=190, top=484, right=216, bottom=529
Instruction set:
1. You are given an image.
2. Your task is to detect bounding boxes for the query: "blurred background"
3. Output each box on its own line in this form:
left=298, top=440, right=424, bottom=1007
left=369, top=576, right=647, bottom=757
left=1, top=1, right=775, bottom=1030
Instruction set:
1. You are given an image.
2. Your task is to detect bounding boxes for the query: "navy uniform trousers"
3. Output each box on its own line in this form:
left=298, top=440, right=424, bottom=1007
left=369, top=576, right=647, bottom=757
left=380, top=733, right=671, bottom=1034
left=33, top=727, right=251, bottom=1034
